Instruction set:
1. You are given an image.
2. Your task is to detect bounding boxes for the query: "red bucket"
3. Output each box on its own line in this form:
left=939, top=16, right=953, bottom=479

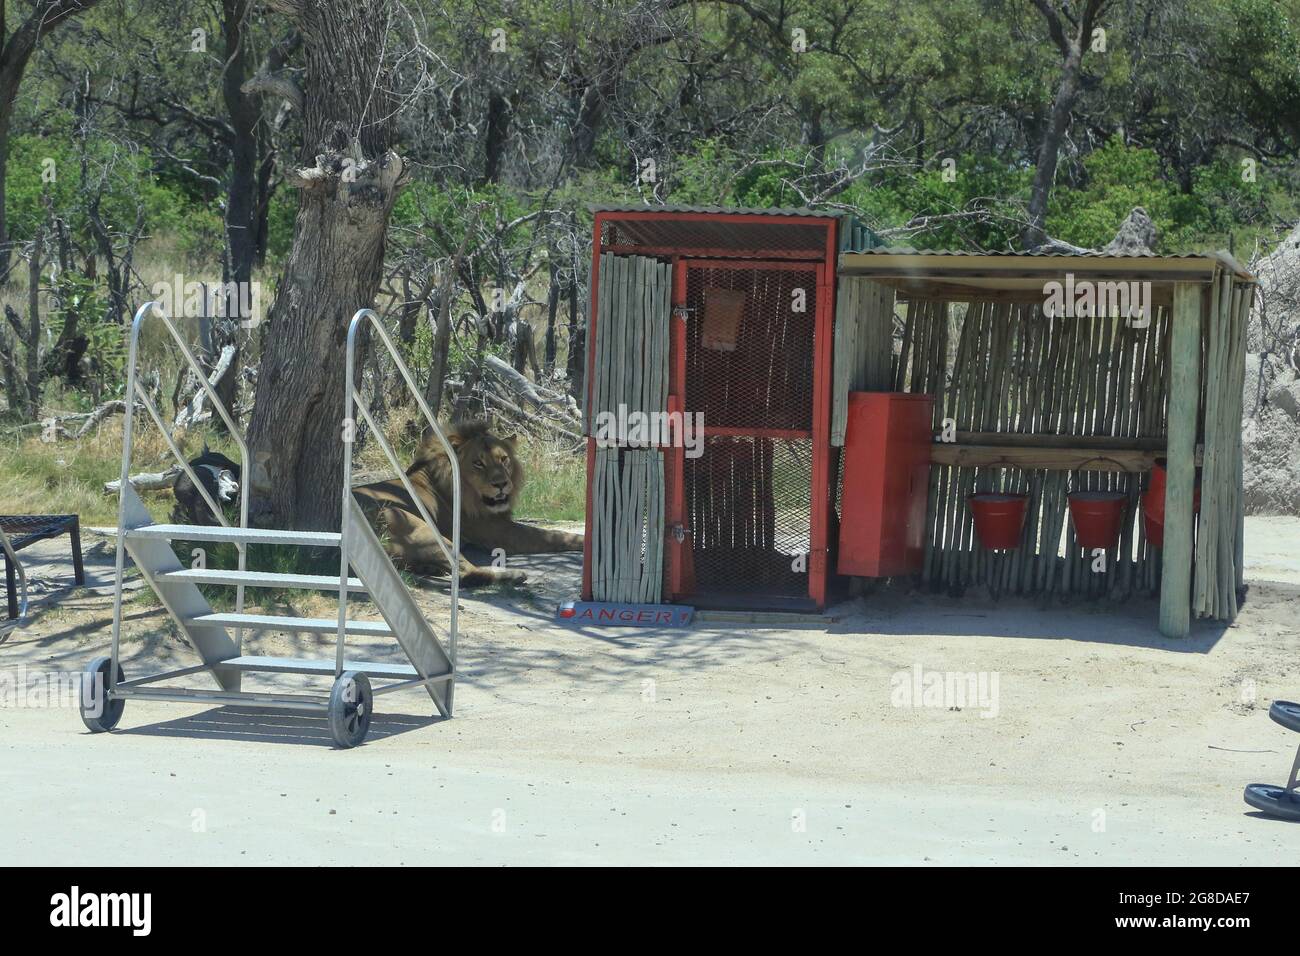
left=1141, top=460, right=1200, bottom=548
left=1068, top=491, right=1126, bottom=550
left=969, top=493, right=1028, bottom=550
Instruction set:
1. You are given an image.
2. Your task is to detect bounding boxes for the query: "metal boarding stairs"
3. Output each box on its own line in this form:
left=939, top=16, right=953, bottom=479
left=80, top=304, right=460, bottom=748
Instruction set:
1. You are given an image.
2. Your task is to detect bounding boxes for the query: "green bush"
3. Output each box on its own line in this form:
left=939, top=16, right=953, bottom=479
left=6, top=118, right=219, bottom=252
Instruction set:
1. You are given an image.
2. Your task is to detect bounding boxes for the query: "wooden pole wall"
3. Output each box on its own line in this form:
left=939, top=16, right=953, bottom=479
left=831, top=276, right=895, bottom=445
left=589, top=253, right=671, bottom=603
left=827, top=266, right=1250, bottom=629
left=1159, top=283, right=1202, bottom=637
left=892, top=296, right=1171, bottom=599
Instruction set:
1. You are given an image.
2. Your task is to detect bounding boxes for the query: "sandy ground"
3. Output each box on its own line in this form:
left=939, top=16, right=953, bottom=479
left=1, top=520, right=1298, bottom=865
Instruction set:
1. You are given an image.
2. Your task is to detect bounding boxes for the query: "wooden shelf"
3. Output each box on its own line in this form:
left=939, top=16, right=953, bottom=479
left=929, top=442, right=1202, bottom=472
left=950, top=431, right=1168, bottom=451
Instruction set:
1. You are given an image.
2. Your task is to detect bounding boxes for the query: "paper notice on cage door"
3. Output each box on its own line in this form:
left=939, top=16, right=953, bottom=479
left=701, top=288, right=746, bottom=352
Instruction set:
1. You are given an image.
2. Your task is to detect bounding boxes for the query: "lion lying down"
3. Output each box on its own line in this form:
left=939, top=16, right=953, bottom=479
left=352, top=419, right=583, bottom=586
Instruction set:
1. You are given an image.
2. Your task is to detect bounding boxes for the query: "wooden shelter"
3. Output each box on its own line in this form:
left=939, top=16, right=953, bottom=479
left=837, top=248, right=1254, bottom=637
left=581, top=204, right=1254, bottom=637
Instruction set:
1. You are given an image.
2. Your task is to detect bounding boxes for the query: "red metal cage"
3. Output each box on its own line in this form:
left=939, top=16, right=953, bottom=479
left=583, top=207, right=839, bottom=611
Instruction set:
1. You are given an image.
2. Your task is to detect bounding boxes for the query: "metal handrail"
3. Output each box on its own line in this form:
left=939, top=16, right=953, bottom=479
left=339, top=309, right=460, bottom=680
left=0, top=526, right=27, bottom=635
left=110, top=301, right=251, bottom=691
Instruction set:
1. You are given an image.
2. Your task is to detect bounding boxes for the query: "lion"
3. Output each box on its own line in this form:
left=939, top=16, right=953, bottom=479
left=352, top=419, right=583, bottom=586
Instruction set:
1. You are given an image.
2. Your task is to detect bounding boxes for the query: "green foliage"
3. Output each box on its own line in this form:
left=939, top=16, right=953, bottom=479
left=847, top=156, right=1033, bottom=251
left=6, top=120, right=219, bottom=252
left=47, top=272, right=128, bottom=397
left=1048, top=138, right=1192, bottom=249
left=1047, top=136, right=1288, bottom=252
left=49, top=271, right=105, bottom=332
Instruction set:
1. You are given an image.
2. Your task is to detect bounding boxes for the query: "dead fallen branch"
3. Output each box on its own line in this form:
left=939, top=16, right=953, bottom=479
left=72, top=400, right=130, bottom=438
left=173, top=344, right=237, bottom=435
left=482, top=354, right=581, bottom=420
left=482, top=389, right=582, bottom=444
left=104, top=466, right=181, bottom=494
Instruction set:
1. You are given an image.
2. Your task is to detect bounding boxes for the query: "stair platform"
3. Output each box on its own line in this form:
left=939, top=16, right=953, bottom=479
left=158, top=569, right=365, bottom=591
left=219, top=654, right=426, bottom=681
left=126, top=525, right=341, bottom=547
left=187, top=612, right=393, bottom=637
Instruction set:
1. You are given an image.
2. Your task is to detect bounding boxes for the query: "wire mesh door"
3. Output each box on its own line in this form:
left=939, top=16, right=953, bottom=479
left=674, top=260, right=820, bottom=606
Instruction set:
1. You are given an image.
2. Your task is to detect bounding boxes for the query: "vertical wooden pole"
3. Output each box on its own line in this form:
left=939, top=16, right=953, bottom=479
left=581, top=215, right=604, bottom=601
left=1160, top=283, right=1202, bottom=638
left=810, top=248, right=836, bottom=608
left=665, top=259, right=689, bottom=599
left=1234, top=286, right=1249, bottom=595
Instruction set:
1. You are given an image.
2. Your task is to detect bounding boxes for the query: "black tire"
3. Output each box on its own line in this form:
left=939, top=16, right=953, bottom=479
left=80, top=656, right=125, bottom=733
left=1243, top=783, right=1300, bottom=821
left=1269, top=700, right=1300, bottom=734
left=328, top=671, right=373, bottom=749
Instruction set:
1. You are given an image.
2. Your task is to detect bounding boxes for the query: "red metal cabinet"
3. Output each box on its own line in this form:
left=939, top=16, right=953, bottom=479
left=837, top=392, right=934, bottom=578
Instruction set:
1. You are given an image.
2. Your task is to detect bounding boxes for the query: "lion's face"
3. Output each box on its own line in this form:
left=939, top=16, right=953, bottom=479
left=403, top=420, right=526, bottom=521
left=457, top=433, right=520, bottom=514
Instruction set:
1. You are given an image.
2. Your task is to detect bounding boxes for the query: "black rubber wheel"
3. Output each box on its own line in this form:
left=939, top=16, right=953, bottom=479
left=1243, top=784, right=1300, bottom=821
left=80, top=655, right=125, bottom=733
left=1269, top=700, right=1300, bottom=734
left=328, top=671, right=373, bottom=749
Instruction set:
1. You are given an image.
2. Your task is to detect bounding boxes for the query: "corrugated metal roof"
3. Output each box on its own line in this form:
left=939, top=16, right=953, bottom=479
left=842, top=246, right=1254, bottom=281
left=589, top=202, right=836, bottom=218
left=589, top=202, right=885, bottom=253
left=839, top=218, right=884, bottom=253
left=852, top=245, right=1184, bottom=258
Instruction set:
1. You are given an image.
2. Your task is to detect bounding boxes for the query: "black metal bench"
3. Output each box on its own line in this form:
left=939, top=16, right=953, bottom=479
left=0, top=515, right=84, bottom=619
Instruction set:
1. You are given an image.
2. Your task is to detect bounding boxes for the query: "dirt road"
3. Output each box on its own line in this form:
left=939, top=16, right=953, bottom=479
left=1, top=522, right=1297, bottom=865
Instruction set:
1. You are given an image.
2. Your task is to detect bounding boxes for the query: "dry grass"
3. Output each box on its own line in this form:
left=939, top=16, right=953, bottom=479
left=0, top=401, right=585, bottom=528
left=0, top=415, right=202, bottom=525
left=1, top=239, right=584, bottom=528
left=350, top=402, right=586, bottom=523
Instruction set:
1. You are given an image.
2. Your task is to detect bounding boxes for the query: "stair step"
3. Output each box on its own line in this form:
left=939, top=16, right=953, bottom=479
left=158, top=569, right=365, bottom=591
left=126, top=525, right=341, bottom=547
left=187, top=612, right=393, bottom=637
left=218, top=655, right=451, bottom=682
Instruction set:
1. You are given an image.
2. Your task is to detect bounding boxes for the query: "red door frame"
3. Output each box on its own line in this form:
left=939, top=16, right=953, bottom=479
left=663, top=256, right=833, bottom=608
left=811, top=224, right=837, bottom=607
left=582, top=213, right=838, bottom=609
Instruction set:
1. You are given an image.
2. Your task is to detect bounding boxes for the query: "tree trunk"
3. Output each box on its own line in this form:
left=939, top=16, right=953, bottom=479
left=246, top=0, right=406, bottom=531
left=207, top=0, right=264, bottom=418
left=24, top=235, right=40, bottom=416
left=425, top=297, right=452, bottom=417
left=545, top=261, right=558, bottom=373
left=565, top=276, right=584, bottom=403
left=484, top=89, right=510, bottom=184
left=1022, top=42, right=1084, bottom=249
left=0, top=99, right=12, bottom=282
left=222, top=0, right=259, bottom=296
left=249, top=32, right=301, bottom=270
left=0, top=2, right=103, bottom=279
left=1022, top=0, right=1107, bottom=250
left=571, top=81, right=604, bottom=168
